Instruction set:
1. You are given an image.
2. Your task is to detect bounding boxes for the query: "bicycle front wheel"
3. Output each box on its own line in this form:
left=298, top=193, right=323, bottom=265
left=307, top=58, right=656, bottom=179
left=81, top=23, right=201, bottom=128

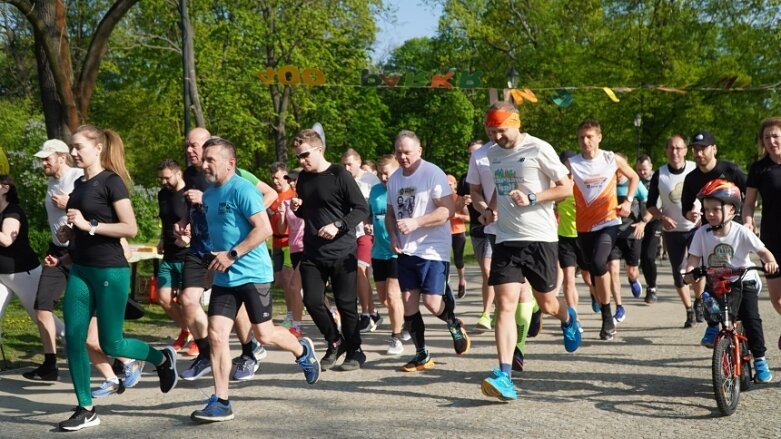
left=712, top=335, right=740, bottom=416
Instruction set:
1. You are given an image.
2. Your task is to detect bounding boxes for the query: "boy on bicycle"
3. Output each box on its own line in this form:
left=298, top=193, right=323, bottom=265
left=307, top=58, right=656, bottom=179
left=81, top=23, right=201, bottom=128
left=683, top=179, right=778, bottom=383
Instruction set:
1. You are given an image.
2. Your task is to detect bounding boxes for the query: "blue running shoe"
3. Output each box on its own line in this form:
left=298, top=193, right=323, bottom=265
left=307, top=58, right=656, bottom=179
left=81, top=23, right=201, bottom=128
left=754, top=357, right=773, bottom=383
left=122, top=360, right=144, bottom=388
left=296, top=337, right=321, bottom=384
left=231, top=355, right=258, bottom=381
left=700, top=324, right=719, bottom=348
left=561, top=307, right=582, bottom=353
left=613, top=305, right=626, bottom=324
left=591, top=295, right=600, bottom=313
left=180, top=356, right=211, bottom=381
left=91, top=379, right=124, bottom=398
left=528, top=307, right=543, bottom=338
left=191, top=394, right=234, bottom=423
left=630, top=280, right=643, bottom=298
left=252, top=340, right=267, bottom=361
left=481, top=368, right=517, bottom=402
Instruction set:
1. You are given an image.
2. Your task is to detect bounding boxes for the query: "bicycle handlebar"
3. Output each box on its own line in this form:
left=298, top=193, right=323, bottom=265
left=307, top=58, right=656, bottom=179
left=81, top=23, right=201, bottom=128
left=685, top=266, right=765, bottom=282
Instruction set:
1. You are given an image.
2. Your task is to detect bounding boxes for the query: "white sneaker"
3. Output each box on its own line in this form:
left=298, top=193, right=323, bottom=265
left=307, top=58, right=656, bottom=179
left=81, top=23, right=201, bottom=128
left=400, top=329, right=412, bottom=341
left=386, top=337, right=403, bottom=355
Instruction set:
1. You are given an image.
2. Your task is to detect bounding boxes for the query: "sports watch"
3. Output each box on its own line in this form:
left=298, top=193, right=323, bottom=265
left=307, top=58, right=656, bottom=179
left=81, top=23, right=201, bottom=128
left=528, top=193, right=537, bottom=206
left=88, top=219, right=99, bottom=236
left=228, top=248, right=240, bottom=260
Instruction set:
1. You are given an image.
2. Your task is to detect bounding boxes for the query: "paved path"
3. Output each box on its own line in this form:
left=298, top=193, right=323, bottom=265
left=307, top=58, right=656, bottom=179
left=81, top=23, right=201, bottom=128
left=1, top=260, right=781, bottom=438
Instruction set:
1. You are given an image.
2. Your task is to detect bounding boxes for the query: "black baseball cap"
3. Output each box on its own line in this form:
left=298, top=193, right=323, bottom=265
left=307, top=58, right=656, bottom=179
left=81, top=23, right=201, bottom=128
left=689, top=131, right=716, bottom=147
left=559, top=150, right=577, bottom=163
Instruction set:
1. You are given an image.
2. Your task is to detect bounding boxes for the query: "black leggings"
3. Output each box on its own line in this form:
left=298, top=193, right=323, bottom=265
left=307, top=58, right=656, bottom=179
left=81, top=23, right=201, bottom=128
left=451, top=232, right=466, bottom=269
left=578, top=226, right=618, bottom=277
left=663, top=229, right=695, bottom=288
left=640, top=221, right=661, bottom=288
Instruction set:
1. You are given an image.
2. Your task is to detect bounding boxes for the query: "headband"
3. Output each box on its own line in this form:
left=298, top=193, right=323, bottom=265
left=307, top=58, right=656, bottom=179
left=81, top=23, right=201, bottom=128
left=485, top=110, right=521, bottom=128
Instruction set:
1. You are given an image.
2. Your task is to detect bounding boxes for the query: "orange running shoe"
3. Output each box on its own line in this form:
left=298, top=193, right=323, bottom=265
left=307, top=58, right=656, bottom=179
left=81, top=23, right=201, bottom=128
left=171, top=329, right=191, bottom=352
left=186, top=339, right=200, bottom=357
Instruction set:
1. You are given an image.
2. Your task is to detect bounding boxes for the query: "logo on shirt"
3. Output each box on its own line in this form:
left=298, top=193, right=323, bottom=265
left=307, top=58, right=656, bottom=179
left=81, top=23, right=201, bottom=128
left=395, top=187, right=416, bottom=219
left=494, top=168, right=520, bottom=196
left=217, top=202, right=232, bottom=215
left=668, top=182, right=684, bottom=205
left=707, top=243, right=734, bottom=267
left=584, top=175, right=607, bottom=189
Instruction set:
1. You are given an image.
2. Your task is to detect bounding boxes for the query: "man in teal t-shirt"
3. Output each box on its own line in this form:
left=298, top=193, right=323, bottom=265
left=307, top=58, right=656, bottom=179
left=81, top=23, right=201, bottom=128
left=189, top=137, right=321, bottom=424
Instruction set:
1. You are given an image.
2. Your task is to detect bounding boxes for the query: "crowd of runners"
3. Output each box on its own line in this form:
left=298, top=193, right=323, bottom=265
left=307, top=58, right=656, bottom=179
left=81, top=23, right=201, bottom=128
left=3, top=105, right=781, bottom=430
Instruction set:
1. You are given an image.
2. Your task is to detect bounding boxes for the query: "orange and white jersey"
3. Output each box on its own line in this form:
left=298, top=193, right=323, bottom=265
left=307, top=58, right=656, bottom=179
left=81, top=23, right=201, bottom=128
left=569, top=150, right=621, bottom=232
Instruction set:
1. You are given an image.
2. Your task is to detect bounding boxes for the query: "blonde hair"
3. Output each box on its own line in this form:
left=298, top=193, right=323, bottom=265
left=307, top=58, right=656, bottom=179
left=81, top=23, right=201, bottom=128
left=377, top=154, right=398, bottom=167
left=73, top=124, right=132, bottom=190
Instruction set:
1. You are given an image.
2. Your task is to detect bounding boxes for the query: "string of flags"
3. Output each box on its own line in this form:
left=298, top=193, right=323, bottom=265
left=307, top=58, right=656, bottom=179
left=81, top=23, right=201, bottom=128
left=252, top=66, right=779, bottom=107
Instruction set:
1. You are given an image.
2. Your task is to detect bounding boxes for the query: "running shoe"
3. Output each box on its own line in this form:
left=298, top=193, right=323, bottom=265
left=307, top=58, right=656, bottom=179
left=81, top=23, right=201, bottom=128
left=693, top=298, right=705, bottom=323
left=320, top=338, right=346, bottom=371
left=613, top=305, right=626, bottom=324
left=339, top=349, right=366, bottom=372
left=22, top=364, right=58, bottom=382
left=600, top=315, right=616, bottom=341
left=122, top=360, right=144, bottom=388
left=644, top=288, right=658, bottom=304
left=386, top=337, right=403, bottom=355
left=684, top=308, right=695, bottom=328
left=59, top=406, right=100, bottom=431
left=91, top=379, right=125, bottom=398
left=296, top=337, right=321, bottom=384
left=289, top=326, right=303, bottom=339
left=457, top=283, right=466, bottom=299
left=358, top=314, right=376, bottom=333
left=400, top=351, right=434, bottom=372
left=475, top=313, right=492, bottom=331
left=481, top=368, right=517, bottom=402
left=512, top=347, right=524, bottom=372
left=191, top=394, right=234, bottom=423
left=590, top=294, right=600, bottom=313
left=754, top=357, right=773, bottom=383
left=700, top=324, right=719, bottom=348
left=156, top=346, right=178, bottom=393
left=528, top=307, right=543, bottom=338
left=280, top=314, right=294, bottom=329
left=370, top=312, right=383, bottom=329
left=561, top=306, right=582, bottom=353
left=181, top=356, right=211, bottom=380
left=401, top=328, right=412, bottom=341
left=171, top=329, right=191, bottom=352
left=447, top=318, right=471, bottom=355
left=630, top=280, right=643, bottom=298
left=185, top=340, right=200, bottom=357
left=252, top=340, right=268, bottom=361
left=232, top=355, right=259, bottom=381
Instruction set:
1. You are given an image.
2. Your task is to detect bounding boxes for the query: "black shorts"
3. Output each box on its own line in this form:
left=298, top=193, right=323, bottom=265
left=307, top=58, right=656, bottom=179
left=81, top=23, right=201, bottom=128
left=290, top=251, right=303, bottom=270
left=208, top=282, right=273, bottom=324
left=609, top=236, right=641, bottom=266
left=272, top=248, right=285, bottom=273
left=182, top=252, right=212, bottom=290
left=762, top=235, right=781, bottom=280
left=558, top=236, right=586, bottom=269
left=371, top=258, right=398, bottom=282
left=488, top=241, right=558, bottom=293
left=34, top=244, right=69, bottom=311
left=578, top=226, right=619, bottom=277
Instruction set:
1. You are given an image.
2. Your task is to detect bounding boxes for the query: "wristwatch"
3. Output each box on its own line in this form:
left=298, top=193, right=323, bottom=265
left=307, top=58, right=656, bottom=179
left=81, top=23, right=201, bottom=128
left=333, top=220, right=345, bottom=232
left=528, top=193, right=537, bottom=206
left=228, top=248, right=240, bottom=260
left=88, top=219, right=99, bottom=236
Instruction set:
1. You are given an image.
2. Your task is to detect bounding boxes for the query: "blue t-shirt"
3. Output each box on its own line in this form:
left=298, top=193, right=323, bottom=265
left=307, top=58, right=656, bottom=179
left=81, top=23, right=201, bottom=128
left=368, top=183, right=396, bottom=260
left=203, top=174, right=273, bottom=286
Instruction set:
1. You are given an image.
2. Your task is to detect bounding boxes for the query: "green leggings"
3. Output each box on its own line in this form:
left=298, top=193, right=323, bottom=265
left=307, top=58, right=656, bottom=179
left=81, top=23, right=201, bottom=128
left=63, top=264, right=164, bottom=407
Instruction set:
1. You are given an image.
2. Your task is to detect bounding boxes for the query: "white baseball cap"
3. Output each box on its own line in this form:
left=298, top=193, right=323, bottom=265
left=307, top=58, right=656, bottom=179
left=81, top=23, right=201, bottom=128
left=34, top=139, right=70, bottom=158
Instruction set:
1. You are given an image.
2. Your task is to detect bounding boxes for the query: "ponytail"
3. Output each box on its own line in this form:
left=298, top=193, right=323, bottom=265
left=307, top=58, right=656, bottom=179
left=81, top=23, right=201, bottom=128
left=73, top=124, right=133, bottom=191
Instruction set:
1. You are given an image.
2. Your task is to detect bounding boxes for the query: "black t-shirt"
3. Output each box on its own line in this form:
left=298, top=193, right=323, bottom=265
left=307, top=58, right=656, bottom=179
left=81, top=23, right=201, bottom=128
left=295, top=164, right=369, bottom=261
left=681, top=160, right=747, bottom=214
left=66, top=170, right=129, bottom=267
left=158, top=187, right=189, bottom=261
left=457, top=173, right=483, bottom=235
left=747, top=156, right=781, bottom=245
left=0, top=204, right=39, bottom=274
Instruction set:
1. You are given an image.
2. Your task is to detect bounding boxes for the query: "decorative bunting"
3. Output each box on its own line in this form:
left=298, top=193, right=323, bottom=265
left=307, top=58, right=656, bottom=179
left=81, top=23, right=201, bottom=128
left=552, top=89, right=573, bottom=107
left=602, top=87, right=620, bottom=103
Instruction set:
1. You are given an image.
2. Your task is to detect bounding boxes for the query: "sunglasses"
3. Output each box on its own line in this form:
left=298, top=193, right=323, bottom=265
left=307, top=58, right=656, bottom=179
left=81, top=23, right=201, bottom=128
left=296, top=147, right=320, bottom=160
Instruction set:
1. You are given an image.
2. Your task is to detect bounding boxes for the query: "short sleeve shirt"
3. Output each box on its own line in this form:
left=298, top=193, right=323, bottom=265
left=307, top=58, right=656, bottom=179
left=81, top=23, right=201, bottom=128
left=158, top=187, right=189, bottom=261
left=45, top=167, right=83, bottom=247
left=0, top=204, right=39, bottom=273
left=386, top=160, right=452, bottom=261
left=466, top=142, right=497, bottom=235
left=203, top=174, right=273, bottom=286
left=689, top=223, right=765, bottom=283
left=66, top=170, right=129, bottom=267
left=747, top=156, right=781, bottom=246
left=270, top=187, right=296, bottom=249
left=368, top=183, right=395, bottom=260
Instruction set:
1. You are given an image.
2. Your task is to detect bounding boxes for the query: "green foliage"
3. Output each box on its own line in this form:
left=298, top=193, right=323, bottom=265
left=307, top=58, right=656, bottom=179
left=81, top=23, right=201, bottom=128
left=131, top=186, right=161, bottom=244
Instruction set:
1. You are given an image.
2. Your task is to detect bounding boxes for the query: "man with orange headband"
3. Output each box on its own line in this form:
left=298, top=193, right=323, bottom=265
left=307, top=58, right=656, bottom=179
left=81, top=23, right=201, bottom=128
left=478, top=102, right=579, bottom=402
left=568, top=119, right=639, bottom=342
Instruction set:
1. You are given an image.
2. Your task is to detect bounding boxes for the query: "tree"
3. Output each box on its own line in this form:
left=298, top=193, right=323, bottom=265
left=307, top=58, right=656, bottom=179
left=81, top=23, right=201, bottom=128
left=1, top=0, right=139, bottom=139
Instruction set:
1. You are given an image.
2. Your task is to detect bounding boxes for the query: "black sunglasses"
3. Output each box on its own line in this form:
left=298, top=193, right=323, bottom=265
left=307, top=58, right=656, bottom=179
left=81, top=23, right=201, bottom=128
left=296, top=147, right=319, bottom=160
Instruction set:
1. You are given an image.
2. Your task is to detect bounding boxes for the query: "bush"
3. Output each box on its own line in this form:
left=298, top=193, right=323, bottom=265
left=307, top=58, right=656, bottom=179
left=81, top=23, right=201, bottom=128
left=131, top=185, right=160, bottom=244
